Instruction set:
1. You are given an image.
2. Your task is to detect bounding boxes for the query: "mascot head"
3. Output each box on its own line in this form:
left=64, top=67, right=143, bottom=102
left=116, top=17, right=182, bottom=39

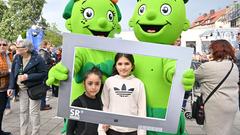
left=129, top=0, right=190, bottom=44
left=26, top=25, right=44, bottom=51
left=63, top=0, right=121, bottom=38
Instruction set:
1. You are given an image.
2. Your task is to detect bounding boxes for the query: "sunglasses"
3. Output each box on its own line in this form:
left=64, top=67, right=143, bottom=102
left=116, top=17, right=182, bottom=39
left=16, top=46, right=26, bottom=49
left=0, top=43, right=7, bottom=47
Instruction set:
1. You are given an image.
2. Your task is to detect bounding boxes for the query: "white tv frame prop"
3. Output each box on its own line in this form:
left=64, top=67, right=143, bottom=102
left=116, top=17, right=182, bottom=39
left=58, top=33, right=193, bottom=133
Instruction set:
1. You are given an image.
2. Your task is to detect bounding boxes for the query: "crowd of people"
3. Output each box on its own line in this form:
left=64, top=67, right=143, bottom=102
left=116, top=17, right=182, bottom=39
left=0, top=38, right=62, bottom=135
left=192, top=53, right=210, bottom=63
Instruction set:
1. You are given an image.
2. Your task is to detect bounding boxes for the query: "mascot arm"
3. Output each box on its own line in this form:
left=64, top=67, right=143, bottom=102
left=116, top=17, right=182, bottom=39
left=182, top=69, right=195, bottom=91
left=46, top=48, right=84, bottom=86
left=74, top=48, right=84, bottom=75
left=46, top=62, right=68, bottom=86
left=163, top=58, right=176, bottom=85
left=163, top=58, right=195, bottom=91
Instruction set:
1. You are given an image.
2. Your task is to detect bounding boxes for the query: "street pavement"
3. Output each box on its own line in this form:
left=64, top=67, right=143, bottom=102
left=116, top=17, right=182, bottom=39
left=3, top=94, right=240, bottom=135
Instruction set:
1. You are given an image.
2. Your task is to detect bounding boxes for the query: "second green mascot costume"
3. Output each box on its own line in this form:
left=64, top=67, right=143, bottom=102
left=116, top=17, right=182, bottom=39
left=129, top=0, right=194, bottom=135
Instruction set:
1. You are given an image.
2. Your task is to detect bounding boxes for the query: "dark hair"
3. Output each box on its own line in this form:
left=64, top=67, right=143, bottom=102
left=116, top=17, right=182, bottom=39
left=83, top=67, right=103, bottom=82
left=112, top=53, right=135, bottom=75
left=8, top=43, right=16, bottom=52
left=83, top=67, right=103, bottom=97
left=209, top=39, right=236, bottom=62
left=57, top=47, right=62, bottom=53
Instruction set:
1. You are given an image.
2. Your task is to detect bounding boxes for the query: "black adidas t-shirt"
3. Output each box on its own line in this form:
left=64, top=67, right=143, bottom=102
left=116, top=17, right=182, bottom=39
left=67, top=93, right=102, bottom=135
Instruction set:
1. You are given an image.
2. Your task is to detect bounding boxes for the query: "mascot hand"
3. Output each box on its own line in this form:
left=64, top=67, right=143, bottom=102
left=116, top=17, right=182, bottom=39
left=182, top=69, right=195, bottom=91
left=46, top=62, right=68, bottom=86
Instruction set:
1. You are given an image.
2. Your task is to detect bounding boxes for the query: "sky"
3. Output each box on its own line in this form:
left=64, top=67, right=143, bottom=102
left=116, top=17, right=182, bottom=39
left=42, top=0, right=239, bottom=32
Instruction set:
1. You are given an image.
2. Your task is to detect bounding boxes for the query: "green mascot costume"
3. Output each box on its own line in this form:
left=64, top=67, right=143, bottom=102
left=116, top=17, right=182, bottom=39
left=46, top=0, right=122, bottom=133
left=47, top=0, right=121, bottom=99
left=129, top=0, right=194, bottom=135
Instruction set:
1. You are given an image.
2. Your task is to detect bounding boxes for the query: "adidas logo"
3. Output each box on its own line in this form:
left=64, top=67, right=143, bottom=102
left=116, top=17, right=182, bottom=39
left=114, top=84, right=134, bottom=97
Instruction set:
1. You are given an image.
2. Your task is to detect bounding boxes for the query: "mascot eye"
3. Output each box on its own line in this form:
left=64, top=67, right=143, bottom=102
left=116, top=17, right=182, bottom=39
left=160, top=4, right=171, bottom=16
left=138, top=5, right=146, bottom=16
left=107, top=11, right=114, bottom=21
left=83, top=8, right=94, bottom=19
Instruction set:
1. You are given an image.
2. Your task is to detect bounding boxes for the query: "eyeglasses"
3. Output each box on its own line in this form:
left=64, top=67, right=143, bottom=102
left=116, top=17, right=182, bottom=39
left=16, top=46, right=26, bottom=49
left=0, top=44, right=7, bottom=47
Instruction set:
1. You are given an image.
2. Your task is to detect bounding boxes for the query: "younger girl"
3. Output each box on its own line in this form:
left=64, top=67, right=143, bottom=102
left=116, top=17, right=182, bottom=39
left=67, top=67, right=103, bottom=135
left=99, top=53, right=146, bottom=135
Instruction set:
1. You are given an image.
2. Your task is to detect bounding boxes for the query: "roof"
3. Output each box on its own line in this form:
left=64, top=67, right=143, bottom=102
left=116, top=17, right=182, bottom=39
left=191, top=8, right=227, bottom=28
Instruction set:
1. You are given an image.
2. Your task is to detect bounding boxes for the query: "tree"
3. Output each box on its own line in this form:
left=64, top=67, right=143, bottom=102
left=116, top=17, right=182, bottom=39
left=0, top=0, right=46, bottom=41
left=0, top=0, right=7, bottom=22
left=44, top=23, right=63, bottom=47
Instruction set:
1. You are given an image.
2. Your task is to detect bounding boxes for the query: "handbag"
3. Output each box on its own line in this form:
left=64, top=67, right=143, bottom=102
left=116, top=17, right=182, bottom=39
left=192, top=95, right=204, bottom=125
left=27, top=82, right=47, bottom=100
left=192, top=62, right=234, bottom=125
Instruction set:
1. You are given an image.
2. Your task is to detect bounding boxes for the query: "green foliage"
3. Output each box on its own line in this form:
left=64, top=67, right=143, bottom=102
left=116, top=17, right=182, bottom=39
left=44, top=23, right=63, bottom=47
left=21, top=31, right=27, bottom=39
left=0, top=1, right=7, bottom=21
left=0, top=0, right=46, bottom=41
